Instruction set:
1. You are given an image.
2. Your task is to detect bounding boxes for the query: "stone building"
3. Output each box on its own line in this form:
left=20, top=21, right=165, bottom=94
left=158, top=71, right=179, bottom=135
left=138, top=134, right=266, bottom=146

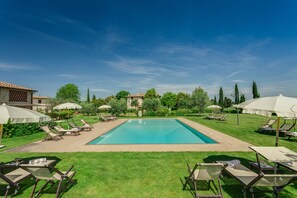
left=32, top=95, right=50, bottom=113
left=0, top=81, right=35, bottom=109
left=127, top=93, right=145, bottom=109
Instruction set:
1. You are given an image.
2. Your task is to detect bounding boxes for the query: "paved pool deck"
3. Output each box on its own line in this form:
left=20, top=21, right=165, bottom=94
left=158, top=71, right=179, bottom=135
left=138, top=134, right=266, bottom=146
left=7, top=118, right=252, bottom=152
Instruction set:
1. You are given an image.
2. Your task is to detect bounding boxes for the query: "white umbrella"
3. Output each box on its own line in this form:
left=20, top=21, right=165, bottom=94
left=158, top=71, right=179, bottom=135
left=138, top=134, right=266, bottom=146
left=53, top=102, right=82, bottom=110
left=98, top=105, right=111, bottom=109
left=207, top=105, right=222, bottom=110
left=0, top=103, right=51, bottom=148
left=237, top=94, right=297, bottom=146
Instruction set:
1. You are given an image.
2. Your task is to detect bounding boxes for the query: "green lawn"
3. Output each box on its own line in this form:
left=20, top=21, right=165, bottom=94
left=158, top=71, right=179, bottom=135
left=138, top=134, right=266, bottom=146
left=0, top=114, right=297, bottom=197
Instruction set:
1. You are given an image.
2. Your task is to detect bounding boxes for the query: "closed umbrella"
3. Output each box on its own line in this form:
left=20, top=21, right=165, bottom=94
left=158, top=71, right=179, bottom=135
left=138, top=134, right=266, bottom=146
left=237, top=94, right=297, bottom=146
left=0, top=103, right=51, bottom=148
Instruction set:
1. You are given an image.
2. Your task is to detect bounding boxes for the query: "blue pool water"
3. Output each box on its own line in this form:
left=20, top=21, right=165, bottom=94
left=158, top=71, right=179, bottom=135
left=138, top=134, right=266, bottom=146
left=88, top=119, right=217, bottom=144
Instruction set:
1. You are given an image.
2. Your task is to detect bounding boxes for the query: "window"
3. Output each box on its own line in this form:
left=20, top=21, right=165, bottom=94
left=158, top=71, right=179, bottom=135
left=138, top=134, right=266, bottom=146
left=9, top=90, right=28, bottom=102
left=38, top=99, right=42, bottom=104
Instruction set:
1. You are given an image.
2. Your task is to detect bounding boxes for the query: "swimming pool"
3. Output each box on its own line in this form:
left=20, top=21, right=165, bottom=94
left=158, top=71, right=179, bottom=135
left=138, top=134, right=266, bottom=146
left=88, top=119, right=217, bottom=145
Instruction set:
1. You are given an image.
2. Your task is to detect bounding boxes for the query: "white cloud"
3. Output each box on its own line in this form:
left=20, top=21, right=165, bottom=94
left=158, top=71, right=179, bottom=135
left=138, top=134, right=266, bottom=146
left=0, top=62, right=40, bottom=71
left=90, top=88, right=112, bottom=92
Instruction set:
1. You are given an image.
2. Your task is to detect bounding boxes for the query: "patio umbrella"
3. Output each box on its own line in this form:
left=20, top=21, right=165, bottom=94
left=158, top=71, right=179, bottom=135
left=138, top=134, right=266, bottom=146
left=237, top=94, right=297, bottom=146
left=53, top=102, right=82, bottom=128
left=206, top=105, right=222, bottom=110
left=98, top=105, right=111, bottom=110
left=0, top=103, right=51, bottom=148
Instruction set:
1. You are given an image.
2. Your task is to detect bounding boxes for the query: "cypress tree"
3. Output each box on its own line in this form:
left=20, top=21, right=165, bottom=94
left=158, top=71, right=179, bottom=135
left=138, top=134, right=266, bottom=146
left=92, top=94, right=96, bottom=101
left=87, top=88, right=90, bottom=103
left=252, top=81, right=260, bottom=98
left=240, top=94, right=246, bottom=103
left=218, top=87, right=224, bottom=107
left=234, top=84, right=239, bottom=104
left=214, top=96, right=217, bottom=105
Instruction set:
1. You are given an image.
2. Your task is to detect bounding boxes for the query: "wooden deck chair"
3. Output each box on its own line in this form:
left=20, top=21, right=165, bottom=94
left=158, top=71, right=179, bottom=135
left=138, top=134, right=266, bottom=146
left=183, top=163, right=224, bottom=198
left=263, top=122, right=296, bottom=133
left=54, top=126, right=80, bottom=136
left=258, top=119, right=276, bottom=131
left=100, top=115, right=112, bottom=122
left=222, top=162, right=297, bottom=198
left=41, top=126, right=63, bottom=141
left=0, top=168, right=31, bottom=197
left=68, top=122, right=84, bottom=131
left=80, top=119, right=93, bottom=129
left=23, top=164, right=76, bottom=198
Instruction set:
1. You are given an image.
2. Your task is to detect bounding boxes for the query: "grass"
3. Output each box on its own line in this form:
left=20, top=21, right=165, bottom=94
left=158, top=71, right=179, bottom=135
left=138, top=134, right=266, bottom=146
left=0, top=113, right=297, bottom=197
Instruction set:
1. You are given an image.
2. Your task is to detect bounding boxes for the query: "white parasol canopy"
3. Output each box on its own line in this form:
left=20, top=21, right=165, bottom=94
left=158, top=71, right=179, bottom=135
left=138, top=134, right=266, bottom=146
left=53, top=102, right=82, bottom=110
left=237, top=94, right=297, bottom=146
left=98, top=105, right=111, bottom=109
left=0, top=103, right=51, bottom=147
left=207, top=105, right=222, bottom=110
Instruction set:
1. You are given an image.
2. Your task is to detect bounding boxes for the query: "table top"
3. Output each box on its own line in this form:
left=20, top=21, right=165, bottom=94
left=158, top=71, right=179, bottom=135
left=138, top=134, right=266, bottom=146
left=249, top=146, right=297, bottom=163
left=0, top=159, right=56, bottom=168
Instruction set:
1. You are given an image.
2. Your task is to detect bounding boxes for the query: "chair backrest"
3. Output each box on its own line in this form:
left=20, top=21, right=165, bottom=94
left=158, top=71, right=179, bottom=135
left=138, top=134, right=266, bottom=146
left=81, top=119, right=87, bottom=125
left=41, top=126, right=51, bottom=133
left=267, top=119, right=276, bottom=126
left=194, top=163, right=223, bottom=181
left=0, top=172, right=18, bottom=187
left=68, top=122, right=77, bottom=128
left=254, top=174, right=297, bottom=187
left=281, top=124, right=295, bottom=131
left=54, top=126, right=63, bottom=131
left=100, top=115, right=107, bottom=121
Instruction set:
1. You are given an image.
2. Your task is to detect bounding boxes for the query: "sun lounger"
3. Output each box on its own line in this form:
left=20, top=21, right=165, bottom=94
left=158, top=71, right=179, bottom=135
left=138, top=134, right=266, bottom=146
left=258, top=119, right=276, bottom=131
left=218, top=160, right=297, bottom=198
left=68, top=122, right=86, bottom=131
left=277, top=161, right=297, bottom=173
left=0, top=168, right=31, bottom=197
left=54, top=126, right=80, bottom=136
left=262, top=123, right=295, bottom=133
left=80, top=119, right=93, bottom=130
left=22, top=161, right=76, bottom=198
left=41, top=126, right=63, bottom=141
left=100, top=115, right=115, bottom=122
left=183, top=163, right=224, bottom=198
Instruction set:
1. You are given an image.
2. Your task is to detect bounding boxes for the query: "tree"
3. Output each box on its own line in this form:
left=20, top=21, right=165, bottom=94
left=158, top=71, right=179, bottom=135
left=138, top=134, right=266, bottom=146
left=108, top=98, right=127, bottom=116
left=176, top=92, right=191, bottom=109
left=218, top=87, right=224, bottom=107
left=213, top=96, right=217, bottom=105
left=144, top=88, right=158, bottom=99
left=56, top=83, right=80, bottom=102
left=104, top=95, right=115, bottom=104
left=161, top=92, right=177, bottom=110
left=252, top=81, right=260, bottom=98
left=80, top=102, right=96, bottom=115
left=240, top=94, right=246, bottom=103
left=131, top=99, right=139, bottom=109
left=234, top=84, right=239, bottom=104
left=191, top=87, right=209, bottom=113
left=224, top=97, right=232, bottom=108
left=92, top=94, right=96, bottom=101
left=116, top=90, right=130, bottom=100
left=92, top=98, right=105, bottom=108
left=87, top=88, right=90, bottom=103
left=142, top=98, right=161, bottom=112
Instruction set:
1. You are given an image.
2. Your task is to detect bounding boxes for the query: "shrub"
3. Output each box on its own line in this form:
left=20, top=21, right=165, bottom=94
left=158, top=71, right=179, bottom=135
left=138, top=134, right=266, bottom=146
left=176, top=109, right=191, bottom=116
left=155, top=108, right=169, bottom=116
left=223, top=107, right=237, bottom=114
left=169, top=110, right=177, bottom=116
left=2, top=122, right=47, bottom=138
left=144, top=111, right=156, bottom=116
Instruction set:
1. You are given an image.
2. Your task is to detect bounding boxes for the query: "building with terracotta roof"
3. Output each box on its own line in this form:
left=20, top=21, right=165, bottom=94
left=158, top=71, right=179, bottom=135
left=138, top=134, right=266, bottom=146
left=0, top=81, right=36, bottom=109
left=126, top=93, right=145, bottom=109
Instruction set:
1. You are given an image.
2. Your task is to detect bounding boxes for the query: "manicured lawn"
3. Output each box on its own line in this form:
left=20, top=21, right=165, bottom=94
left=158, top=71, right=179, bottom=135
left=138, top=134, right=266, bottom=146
left=0, top=114, right=297, bottom=197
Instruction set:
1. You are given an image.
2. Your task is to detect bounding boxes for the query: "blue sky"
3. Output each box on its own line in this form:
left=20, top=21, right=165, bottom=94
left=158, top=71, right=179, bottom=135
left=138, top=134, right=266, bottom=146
left=1, top=0, right=297, bottom=100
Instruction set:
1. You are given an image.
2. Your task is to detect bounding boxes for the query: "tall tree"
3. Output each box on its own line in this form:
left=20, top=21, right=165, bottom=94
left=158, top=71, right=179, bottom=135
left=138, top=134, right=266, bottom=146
left=161, top=92, right=177, bottom=110
left=108, top=98, right=127, bottom=116
left=142, top=98, right=161, bottom=112
left=87, top=88, right=90, bottom=103
left=116, top=90, right=130, bottom=100
left=213, top=96, right=217, bottom=105
left=224, top=97, right=232, bottom=108
left=234, top=84, right=239, bottom=104
left=252, top=81, right=260, bottom=98
left=240, top=94, right=246, bottom=103
left=218, top=87, right=224, bottom=107
left=56, top=83, right=80, bottom=102
left=144, top=88, right=158, bottom=99
left=191, top=87, right=209, bottom=113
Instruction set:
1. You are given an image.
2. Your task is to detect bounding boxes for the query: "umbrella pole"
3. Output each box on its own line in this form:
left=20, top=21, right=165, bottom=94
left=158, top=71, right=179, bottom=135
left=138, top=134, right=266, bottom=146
left=0, top=124, right=5, bottom=148
left=275, top=117, right=280, bottom=147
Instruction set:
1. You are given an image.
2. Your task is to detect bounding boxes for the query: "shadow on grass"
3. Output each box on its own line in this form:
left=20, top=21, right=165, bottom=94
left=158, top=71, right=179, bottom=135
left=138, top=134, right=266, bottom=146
left=0, top=156, right=78, bottom=197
